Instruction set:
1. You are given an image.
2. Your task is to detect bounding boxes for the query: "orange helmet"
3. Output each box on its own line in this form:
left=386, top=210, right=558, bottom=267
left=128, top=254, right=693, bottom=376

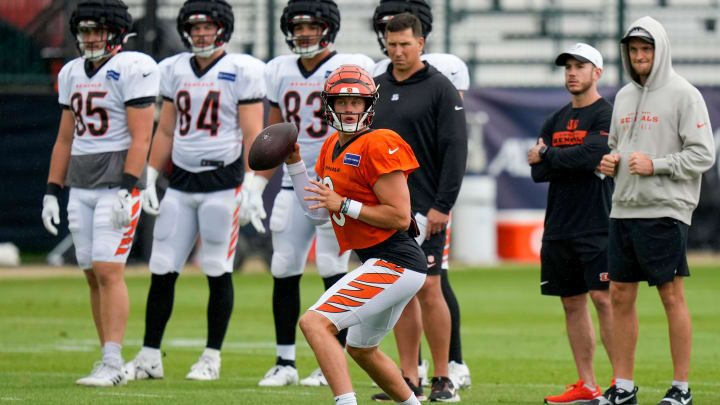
left=322, top=64, right=379, bottom=133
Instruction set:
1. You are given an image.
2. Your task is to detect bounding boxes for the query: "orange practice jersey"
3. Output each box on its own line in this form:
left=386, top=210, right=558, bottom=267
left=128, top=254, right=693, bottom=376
left=315, top=128, right=419, bottom=253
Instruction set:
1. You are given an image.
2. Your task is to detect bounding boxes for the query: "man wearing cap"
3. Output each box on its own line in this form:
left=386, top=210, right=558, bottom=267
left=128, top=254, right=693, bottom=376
left=528, top=42, right=614, bottom=405
left=593, top=16, right=714, bottom=405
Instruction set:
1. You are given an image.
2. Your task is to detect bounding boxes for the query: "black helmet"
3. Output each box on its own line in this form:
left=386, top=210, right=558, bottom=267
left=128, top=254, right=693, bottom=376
left=372, top=0, right=432, bottom=55
left=69, top=0, right=132, bottom=61
left=177, top=0, right=234, bottom=57
left=280, top=0, right=340, bottom=57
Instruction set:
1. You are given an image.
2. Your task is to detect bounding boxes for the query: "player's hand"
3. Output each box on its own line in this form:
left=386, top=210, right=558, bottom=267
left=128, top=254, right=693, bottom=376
left=41, top=195, right=60, bottom=236
left=527, top=138, right=545, bottom=165
left=425, top=208, right=449, bottom=240
left=305, top=179, right=343, bottom=213
left=285, top=143, right=301, bottom=164
left=237, top=172, right=268, bottom=233
left=599, top=154, right=620, bottom=176
left=628, top=152, right=654, bottom=176
left=142, top=166, right=160, bottom=216
left=111, top=189, right=133, bottom=229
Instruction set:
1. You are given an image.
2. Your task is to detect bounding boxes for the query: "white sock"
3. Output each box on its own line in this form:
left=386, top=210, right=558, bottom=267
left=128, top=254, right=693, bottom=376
left=616, top=378, right=634, bottom=392
left=202, top=347, right=221, bottom=361
left=672, top=380, right=689, bottom=393
left=140, top=346, right=162, bottom=360
left=102, top=341, right=123, bottom=367
left=334, top=392, right=357, bottom=405
left=584, top=382, right=596, bottom=390
left=277, top=344, right=296, bottom=361
left=397, top=393, right=421, bottom=405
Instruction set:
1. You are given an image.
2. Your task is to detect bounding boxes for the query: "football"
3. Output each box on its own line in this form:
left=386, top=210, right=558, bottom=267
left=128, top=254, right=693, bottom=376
left=248, top=122, right=298, bottom=171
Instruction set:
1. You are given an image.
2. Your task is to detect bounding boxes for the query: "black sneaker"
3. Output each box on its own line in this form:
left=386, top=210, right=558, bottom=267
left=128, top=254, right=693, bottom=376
left=370, top=377, right=426, bottom=402
left=657, top=386, right=692, bottom=405
left=429, top=376, right=460, bottom=402
left=589, top=385, right=638, bottom=405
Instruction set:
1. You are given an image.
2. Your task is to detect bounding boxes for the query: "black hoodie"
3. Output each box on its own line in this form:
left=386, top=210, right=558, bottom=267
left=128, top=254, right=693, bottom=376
left=373, top=62, right=468, bottom=215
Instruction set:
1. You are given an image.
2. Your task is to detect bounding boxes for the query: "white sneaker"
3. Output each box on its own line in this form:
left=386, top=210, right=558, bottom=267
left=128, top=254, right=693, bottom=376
left=418, top=359, right=430, bottom=387
left=300, top=367, right=328, bottom=386
left=186, top=355, right=220, bottom=381
left=123, top=352, right=163, bottom=381
left=448, top=361, right=471, bottom=389
left=258, top=365, right=299, bottom=387
left=77, top=361, right=127, bottom=387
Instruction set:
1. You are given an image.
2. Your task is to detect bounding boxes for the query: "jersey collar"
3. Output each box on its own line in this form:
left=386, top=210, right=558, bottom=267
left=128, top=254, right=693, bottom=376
left=190, top=51, right=227, bottom=78
left=83, top=53, right=117, bottom=79
left=331, top=128, right=371, bottom=161
left=297, top=51, right=337, bottom=79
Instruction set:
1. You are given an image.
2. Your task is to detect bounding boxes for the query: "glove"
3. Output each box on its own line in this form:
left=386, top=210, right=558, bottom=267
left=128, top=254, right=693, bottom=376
left=142, top=166, right=160, bottom=216
left=42, top=195, right=60, bottom=236
left=111, top=189, right=133, bottom=229
left=237, top=172, right=268, bottom=233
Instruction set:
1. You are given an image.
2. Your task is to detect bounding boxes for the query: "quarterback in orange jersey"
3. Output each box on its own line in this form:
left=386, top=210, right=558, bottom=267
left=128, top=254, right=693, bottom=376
left=282, top=64, right=427, bottom=405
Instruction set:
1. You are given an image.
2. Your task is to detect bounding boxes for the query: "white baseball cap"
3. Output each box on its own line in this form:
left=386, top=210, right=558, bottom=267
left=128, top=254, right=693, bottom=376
left=555, top=43, right=603, bottom=69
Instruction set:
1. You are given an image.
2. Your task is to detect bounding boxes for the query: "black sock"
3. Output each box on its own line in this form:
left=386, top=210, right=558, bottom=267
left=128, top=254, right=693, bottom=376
left=441, top=268, right=463, bottom=363
left=276, top=356, right=296, bottom=368
left=418, top=346, right=423, bottom=366
left=143, top=272, right=179, bottom=349
left=273, top=275, right=302, bottom=345
left=206, top=273, right=234, bottom=350
left=322, top=273, right=348, bottom=347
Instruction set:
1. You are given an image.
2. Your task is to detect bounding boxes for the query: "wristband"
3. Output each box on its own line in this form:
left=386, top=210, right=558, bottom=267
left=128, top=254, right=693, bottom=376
left=46, top=182, right=62, bottom=197
left=121, top=173, right=139, bottom=192
left=345, top=199, right=362, bottom=219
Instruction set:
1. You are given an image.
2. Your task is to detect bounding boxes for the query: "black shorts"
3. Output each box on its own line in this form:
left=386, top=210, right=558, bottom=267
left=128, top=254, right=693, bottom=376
left=540, top=234, right=610, bottom=297
left=608, top=218, right=690, bottom=286
left=420, top=230, right=446, bottom=276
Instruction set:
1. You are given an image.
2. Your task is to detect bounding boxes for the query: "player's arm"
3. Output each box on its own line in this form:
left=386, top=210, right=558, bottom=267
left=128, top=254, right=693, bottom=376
left=285, top=145, right=329, bottom=224
left=124, top=103, right=155, bottom=180
left=47, top=109, right=76, bottom=187
left=147, top=100, right=175, bottom=171
left=239, top=101, right=265, bottom=172
left=41, top=109, right=76, bottom=235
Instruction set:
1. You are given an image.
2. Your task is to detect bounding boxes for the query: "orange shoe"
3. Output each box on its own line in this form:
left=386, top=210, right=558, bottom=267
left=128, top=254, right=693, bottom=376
left=544, top=380, right=602, bottom=404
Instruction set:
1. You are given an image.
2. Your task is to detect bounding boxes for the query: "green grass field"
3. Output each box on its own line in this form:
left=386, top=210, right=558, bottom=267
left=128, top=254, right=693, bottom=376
left=1, top=264, right=719, bottom=404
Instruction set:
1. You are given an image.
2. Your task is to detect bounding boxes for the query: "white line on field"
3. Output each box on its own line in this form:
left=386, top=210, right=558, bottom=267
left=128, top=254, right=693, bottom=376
left=98, top=392, right=174, bottom=399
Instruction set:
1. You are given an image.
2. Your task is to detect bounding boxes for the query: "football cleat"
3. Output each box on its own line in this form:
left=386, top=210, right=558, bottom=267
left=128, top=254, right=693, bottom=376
left=258, top=364, right=299, bottom=387
left=371, top=377, right=426, bottom=402
left=447, top=361, right=471, bottom=390
left=590, top=385, right=638, bottom=405
left=300, top=367, right=328, bottom=386
left=429, top=376, right=460, bottom=402
left=77, top=361, right=127, bottom=387
left=186, top=355, right=220, bottom=381
left=657, top=386, right=692, bottom=405
left=123, top=352, right=163, bottom=381
left=544, top=380, right=601, bottom=404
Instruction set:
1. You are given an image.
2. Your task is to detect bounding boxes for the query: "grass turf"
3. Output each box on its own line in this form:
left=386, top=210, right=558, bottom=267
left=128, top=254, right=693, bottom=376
left=1, top=264, right=718, bottom=404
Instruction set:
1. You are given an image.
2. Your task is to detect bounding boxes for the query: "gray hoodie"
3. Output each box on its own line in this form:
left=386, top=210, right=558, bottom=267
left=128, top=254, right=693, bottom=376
left=608, top=16, right=715, bottom=225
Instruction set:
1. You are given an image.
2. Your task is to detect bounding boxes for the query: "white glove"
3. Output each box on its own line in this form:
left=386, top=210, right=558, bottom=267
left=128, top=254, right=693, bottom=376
left=142, top=166, right=160, bottom=216
left=42, top=195, right=60, bottom=236
left=237, top=172, right=268, bottom=234
left=111, top=189, right=133, bottom=229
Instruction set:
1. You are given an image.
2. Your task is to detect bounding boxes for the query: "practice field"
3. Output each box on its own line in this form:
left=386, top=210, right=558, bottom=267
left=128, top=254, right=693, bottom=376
left=1, top=264, right=719, bottom=404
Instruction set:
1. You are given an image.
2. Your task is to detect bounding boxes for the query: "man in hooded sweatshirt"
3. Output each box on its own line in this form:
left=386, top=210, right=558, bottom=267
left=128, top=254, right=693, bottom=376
left=592, top=16, right=715, bottom=405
